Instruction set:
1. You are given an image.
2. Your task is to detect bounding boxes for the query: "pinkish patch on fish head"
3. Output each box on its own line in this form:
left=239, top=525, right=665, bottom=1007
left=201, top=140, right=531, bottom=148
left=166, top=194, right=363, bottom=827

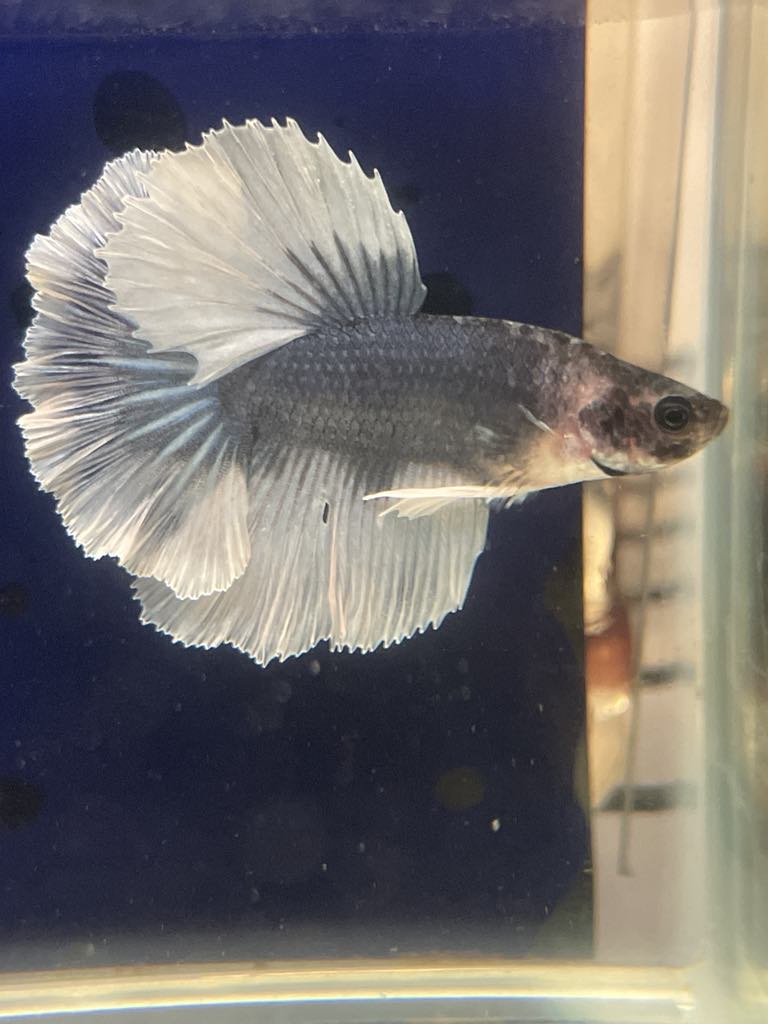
left=575, top=373, right=728, bottom=477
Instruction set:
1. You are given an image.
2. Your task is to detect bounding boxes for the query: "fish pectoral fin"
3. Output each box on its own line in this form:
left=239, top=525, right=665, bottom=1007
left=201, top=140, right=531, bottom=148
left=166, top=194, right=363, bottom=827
left=134, top=450, right=489, bottom=664
left=102, top=118, right=426, bottom=386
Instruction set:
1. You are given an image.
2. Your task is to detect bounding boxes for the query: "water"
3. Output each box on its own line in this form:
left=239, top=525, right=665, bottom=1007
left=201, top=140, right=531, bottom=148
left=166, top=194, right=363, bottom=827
left=1, top=3, right=765, bottom=1023
left=0, top=12, right=589, bottom=967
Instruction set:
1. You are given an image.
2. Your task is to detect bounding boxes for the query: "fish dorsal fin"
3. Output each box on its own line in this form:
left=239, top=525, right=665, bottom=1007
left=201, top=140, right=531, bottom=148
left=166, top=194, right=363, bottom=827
left=102, top=118, right=427, bottom=386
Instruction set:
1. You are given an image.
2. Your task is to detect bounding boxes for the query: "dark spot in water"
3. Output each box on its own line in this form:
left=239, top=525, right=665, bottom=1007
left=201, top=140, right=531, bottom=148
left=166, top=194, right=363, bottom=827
left=9, top=281, right=34, bottom=330
left=421, top=272, right=473, bottom=316
left=601, top=782, right=695, bottom=813
left=435, top=766, right=486, bottom=811
left=0, top=583, right=29, bottom=616
left=0, top=777, right=44, bottom=828
left=93, top=71, right=186, bottom=156
left=332, top=115, right=346, bottom=128
left=390, top=182, right=423, bottom=207
left=322, top=502, right=330, bottom=524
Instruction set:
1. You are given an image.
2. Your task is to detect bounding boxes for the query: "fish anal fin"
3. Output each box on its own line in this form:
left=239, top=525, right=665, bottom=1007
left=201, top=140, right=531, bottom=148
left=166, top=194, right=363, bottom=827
left=135, top=451, right=489, bottom=664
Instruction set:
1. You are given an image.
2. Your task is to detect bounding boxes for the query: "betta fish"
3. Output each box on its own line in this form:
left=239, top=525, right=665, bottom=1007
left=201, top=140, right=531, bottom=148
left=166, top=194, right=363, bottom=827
left=13, top=118, right=728, bottom=664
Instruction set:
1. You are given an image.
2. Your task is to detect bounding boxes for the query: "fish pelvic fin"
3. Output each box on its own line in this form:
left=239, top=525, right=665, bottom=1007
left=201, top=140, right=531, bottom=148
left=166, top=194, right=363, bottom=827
left=363, top=479, right=529, bottom=519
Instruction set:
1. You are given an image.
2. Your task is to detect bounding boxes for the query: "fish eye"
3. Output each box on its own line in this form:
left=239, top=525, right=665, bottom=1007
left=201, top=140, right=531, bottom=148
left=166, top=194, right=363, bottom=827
left=654, top=395, right=692, bottom=433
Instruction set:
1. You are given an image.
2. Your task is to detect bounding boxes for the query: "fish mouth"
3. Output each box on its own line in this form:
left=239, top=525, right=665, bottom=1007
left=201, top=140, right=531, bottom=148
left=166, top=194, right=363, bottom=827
left=591, top=456, right=628, bottom=477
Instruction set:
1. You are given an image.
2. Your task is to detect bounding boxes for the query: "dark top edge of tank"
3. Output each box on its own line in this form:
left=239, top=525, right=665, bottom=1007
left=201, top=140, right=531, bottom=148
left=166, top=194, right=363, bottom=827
left=0, top=0, right=584, bottom=38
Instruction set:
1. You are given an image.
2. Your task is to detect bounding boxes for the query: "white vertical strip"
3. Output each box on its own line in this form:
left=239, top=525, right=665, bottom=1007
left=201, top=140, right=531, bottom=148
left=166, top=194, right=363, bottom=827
left=584, top=0, right=720, bottom=965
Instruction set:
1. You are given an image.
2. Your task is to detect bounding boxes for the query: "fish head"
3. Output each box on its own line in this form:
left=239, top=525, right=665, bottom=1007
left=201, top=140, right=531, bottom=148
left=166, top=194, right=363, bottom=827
left=574, top=355, right=729, bottom=477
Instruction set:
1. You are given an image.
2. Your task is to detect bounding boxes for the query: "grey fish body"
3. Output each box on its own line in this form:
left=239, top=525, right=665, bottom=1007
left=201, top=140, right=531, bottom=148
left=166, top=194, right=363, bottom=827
left=223, top=315, right=540, bottom=476
left=13, top=118, right=728, bottom=664
left=226, top=311, right=726, bottom=497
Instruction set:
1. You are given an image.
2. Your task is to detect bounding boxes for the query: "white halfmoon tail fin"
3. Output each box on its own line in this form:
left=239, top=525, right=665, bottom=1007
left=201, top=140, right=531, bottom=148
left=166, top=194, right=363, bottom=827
left=14, top=150, right=250, bottom=599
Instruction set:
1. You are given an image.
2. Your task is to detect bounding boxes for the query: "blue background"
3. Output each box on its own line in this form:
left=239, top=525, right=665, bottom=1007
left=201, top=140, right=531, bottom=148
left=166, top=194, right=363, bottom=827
left=0, top=23, right=588, bottom=965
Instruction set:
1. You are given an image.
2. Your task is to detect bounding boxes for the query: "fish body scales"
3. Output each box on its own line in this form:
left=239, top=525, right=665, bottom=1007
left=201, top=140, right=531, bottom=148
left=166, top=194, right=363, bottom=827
left=224, top=315, right=539, bottom=472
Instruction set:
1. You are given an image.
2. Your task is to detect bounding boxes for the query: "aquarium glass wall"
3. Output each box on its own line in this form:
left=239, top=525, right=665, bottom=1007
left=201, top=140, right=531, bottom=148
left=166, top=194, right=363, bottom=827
left=0, top=1, right=765, bottom=1022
